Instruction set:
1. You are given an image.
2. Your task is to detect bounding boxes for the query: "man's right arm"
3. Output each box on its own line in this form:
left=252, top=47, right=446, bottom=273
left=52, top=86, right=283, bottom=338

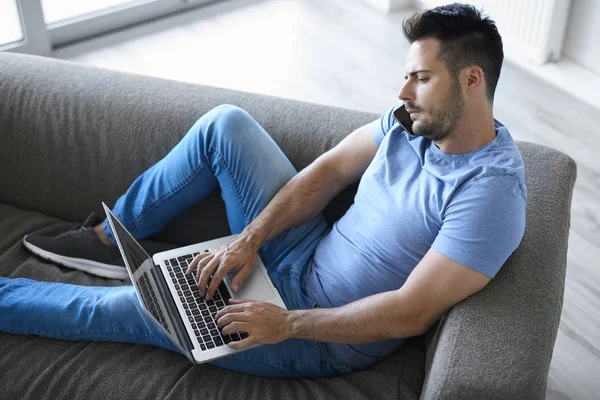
left=242, top=123, right=379, bottom=253
left=190, top=123, right=379, bottom=299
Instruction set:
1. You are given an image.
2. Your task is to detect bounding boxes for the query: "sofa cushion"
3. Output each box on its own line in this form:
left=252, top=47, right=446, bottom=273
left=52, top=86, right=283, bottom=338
left=0, top=203, right=425, bottom=399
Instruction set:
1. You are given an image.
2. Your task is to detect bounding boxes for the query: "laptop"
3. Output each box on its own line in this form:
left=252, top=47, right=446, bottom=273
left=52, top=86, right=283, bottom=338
left=102, top=202, right=287, bottom=364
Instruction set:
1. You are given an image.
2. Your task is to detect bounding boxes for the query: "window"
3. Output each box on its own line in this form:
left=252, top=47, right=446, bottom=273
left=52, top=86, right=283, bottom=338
left=2, top=0, right=220, bottom=54
left=0, top=1, right=24, bottom=46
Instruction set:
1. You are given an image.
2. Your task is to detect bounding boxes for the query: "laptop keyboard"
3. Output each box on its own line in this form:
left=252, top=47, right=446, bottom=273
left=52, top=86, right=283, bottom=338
left=165, top=252, right=249, bottom=351
left=138, top=273, right=171, bottom=334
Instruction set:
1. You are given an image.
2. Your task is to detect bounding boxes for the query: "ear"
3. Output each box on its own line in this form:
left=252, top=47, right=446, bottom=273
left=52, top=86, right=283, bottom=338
left=463, top=65, right=485, bottom=94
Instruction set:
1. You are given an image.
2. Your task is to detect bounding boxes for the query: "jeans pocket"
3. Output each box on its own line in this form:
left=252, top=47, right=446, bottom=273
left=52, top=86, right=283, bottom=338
left=273, top=263, right=316, bottom=311
left=271, top=264, right=354, bottom=373
left=299, top=286, right=319, bottom=309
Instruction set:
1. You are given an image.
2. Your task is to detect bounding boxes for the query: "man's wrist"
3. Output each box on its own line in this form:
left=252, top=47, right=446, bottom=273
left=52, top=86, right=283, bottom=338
left=239, top=227, right=265, bottom=252
left=284, top=309, right=308, bottom=340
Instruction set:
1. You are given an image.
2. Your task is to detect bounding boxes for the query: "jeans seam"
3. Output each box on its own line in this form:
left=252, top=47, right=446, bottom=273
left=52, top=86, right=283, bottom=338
left=229, top=353, right=323, bottom=370
left=211, top=148, right=250, bottom=226
left=275, top=264, right=346, bottom=369
left=7, top=278, right=59, bottom=286
left=229, top=347, right=352, bottom=372
left=128, top=154, right=210, bottom=236
left=5, top=327, right=168, bottom=343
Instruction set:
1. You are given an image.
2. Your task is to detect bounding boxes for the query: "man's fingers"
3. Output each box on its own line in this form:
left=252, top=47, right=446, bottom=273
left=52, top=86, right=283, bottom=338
left=215, top=302, right=249, bottom=320
left=197, top=256, right=220, bottom=295
left=228, top=298, right=252, bottom=304
left=221, top=321, right=251, bottom=337
left=216, top=311, right=252, bottom=327
left=227, top=336, right=254, bottom=350
left=186, top=252, right=211, bottom=275
left=231, top=267, right=253, bottom=293
left=189, top=253, right=213, bottom=277
left=205, top=258, right=229, bottom=300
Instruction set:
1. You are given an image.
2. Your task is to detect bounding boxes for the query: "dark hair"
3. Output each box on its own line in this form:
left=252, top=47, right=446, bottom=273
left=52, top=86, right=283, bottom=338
left=402, top=3, right=503, bottom=103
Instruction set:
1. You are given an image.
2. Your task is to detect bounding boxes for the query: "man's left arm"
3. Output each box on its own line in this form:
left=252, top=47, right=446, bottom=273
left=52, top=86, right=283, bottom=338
left=215, top=248, right=491, bottom=347
left=216, top=175, right=525, bottom=346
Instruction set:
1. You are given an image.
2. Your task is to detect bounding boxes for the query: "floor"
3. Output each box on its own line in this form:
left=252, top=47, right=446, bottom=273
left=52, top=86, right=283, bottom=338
left=27, top=0, right=600, bottom=398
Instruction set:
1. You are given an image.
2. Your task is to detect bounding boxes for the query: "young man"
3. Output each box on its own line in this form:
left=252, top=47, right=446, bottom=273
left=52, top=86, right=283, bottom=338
left=1, top=3, right=526, bottom=379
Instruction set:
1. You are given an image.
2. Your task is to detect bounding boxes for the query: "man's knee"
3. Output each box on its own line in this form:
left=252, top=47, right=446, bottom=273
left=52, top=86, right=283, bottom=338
left=207, top=104, right=254, bottom=129
left=196, top=104, right=263, bottom=147
left=95, top=287, right=142, bottom=321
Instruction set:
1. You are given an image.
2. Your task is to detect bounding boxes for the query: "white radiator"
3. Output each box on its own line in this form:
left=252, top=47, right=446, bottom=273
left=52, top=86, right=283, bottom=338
left=414, top=0, right=572, bottom=64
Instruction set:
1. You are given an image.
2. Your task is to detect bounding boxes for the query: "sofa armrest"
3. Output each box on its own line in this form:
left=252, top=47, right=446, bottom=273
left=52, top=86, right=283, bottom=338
left=420, top=142, right=576, bottom=399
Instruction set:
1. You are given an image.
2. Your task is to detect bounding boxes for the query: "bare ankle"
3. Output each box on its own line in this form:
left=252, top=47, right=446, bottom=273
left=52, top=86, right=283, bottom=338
left=94, top=223, right=113, bottom=247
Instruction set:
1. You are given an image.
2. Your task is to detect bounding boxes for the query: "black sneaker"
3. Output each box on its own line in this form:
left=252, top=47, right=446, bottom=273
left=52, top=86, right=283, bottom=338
left=23, top=212, right=128, bottom=279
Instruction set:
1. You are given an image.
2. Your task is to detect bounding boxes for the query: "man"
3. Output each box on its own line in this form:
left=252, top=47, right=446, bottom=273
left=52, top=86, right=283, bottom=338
left=1, top=3, right=526, bottom=379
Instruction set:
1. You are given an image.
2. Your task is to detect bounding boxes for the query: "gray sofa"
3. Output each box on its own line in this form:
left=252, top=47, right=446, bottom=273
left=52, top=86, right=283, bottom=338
left=0, top=52, right=576, bottom=399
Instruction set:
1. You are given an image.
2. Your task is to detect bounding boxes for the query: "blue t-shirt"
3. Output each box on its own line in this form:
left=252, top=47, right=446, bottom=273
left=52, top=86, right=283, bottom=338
left=304, top=102, right=527, bottom=368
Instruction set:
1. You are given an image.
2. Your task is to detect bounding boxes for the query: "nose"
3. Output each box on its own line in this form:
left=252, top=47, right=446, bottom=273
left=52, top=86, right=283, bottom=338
left=398, top=80, right=413, bottom=103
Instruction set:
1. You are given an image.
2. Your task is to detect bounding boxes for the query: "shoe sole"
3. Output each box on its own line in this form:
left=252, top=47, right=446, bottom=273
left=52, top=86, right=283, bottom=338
left=23, top=235, right=129, bottom=280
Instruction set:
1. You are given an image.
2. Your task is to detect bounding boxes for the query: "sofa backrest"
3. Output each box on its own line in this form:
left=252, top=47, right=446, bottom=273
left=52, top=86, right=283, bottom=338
left=0, top=53, right=371, bottom=244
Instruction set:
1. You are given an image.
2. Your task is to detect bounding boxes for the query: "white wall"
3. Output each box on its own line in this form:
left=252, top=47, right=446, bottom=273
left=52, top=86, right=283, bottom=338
left=360, top=0, right=411, bottom=12
left=562, top=0, right=600, bottom=75
left=365, top=0, right=600, bottom=110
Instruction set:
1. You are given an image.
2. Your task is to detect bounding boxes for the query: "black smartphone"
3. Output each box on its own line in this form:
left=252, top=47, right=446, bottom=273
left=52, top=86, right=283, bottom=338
left=393, top=103, right=415, bottom=136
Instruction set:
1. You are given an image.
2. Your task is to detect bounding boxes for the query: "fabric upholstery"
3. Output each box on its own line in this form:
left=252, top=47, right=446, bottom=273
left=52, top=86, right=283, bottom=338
left=0, top=52, right=576, bottom=399
left=0, top=53, right=423, bottom=400
left=422, top=143, right=576, bottom=399
left=0, top=53, right=364, bottom=243
left=0, top=203, right=424, bottom=400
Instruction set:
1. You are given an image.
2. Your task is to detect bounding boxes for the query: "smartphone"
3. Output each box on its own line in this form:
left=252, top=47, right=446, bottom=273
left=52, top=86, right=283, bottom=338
left=393, top=103, right=415, bottom=136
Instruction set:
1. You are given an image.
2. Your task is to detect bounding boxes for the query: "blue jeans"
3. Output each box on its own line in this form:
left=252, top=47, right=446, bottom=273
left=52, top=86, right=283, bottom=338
left=0, top=105, right=353, bottom=378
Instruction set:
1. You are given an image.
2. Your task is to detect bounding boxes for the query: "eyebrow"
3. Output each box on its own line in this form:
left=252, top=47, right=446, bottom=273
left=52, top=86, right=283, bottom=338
left=404, top=70, right=432, bottom=79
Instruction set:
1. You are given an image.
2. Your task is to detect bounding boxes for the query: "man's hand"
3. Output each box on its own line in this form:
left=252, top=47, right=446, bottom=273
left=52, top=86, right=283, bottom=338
left=215, top=299, right=292, bottom=350
left=210, top=249, right=492, bottom=350
left=185, top=235, right=259, bottom=300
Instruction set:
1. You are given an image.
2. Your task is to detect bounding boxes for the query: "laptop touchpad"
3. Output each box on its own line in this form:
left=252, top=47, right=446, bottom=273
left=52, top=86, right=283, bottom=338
left=225, top=269, right=277, bottom=302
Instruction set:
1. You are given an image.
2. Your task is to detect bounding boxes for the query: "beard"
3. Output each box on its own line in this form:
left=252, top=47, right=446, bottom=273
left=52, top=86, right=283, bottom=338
left=407, top=78, right=465, bottom=141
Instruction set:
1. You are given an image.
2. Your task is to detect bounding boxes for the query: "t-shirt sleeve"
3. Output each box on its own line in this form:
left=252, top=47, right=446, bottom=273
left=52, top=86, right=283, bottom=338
left=431, top=175, right=527, bottom=278
left=370, top=101, right=404, bottom=147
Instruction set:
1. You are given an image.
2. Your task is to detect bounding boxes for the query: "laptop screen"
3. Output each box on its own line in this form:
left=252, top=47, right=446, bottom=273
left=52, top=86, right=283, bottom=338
left=102, top=203, right=193, bottom=361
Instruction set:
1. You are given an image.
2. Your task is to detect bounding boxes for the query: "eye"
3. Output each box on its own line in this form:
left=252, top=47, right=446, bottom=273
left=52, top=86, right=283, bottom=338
left=417, top=78, right=429, bottom=83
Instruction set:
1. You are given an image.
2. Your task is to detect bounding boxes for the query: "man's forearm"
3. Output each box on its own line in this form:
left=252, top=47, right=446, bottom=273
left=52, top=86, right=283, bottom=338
left=285, top=290, right=426, bottom=344
left=242, top=159, right=341, bottom=250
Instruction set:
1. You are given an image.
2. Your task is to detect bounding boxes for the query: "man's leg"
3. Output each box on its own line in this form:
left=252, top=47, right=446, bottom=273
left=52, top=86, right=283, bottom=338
left=24, top=104, right=327, bottom=276
left=0, top=277, right=180, bottom=353
left=98, top=104, right=345, bottom=377
left=102, top=104, right=328, bottom=270
left=0, top=275, right=351, bottom=378
left=11, top=105, right=349, bottom=378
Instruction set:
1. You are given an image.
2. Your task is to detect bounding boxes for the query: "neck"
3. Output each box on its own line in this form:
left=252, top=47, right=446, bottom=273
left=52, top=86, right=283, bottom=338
left=434, top=105, right=496, bottom=155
